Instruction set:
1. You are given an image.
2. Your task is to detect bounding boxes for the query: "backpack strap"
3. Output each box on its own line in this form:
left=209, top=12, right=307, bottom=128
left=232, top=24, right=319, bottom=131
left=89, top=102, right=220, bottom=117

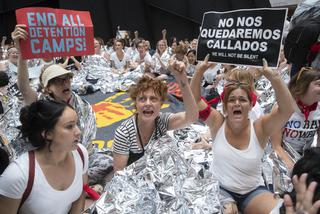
left=77, top=145, right=84, bottom=170
left=19, top=150, right=35, bottom=209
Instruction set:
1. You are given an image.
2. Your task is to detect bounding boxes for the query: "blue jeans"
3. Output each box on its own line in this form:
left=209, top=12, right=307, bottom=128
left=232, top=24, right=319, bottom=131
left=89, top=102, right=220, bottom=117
left=220, top=185, right=271, bottom=212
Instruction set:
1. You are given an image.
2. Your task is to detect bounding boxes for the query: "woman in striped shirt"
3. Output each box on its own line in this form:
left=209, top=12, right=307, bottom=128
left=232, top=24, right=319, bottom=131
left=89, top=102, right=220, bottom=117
left=112, top=59, right=198, bottom=171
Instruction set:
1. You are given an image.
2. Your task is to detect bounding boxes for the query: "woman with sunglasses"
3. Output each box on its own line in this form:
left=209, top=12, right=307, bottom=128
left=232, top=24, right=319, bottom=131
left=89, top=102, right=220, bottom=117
left=11, top=25, right=112, bottom=187
left=190, top=56, right=295, bottom=214
left=270, top=67, right=320, bottom=170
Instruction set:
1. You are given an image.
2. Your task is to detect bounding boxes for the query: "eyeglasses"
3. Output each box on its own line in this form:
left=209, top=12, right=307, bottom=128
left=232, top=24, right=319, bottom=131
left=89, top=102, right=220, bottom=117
left=224, top=79, right=249, bottom=88
left=296, top=67, right=313, bottom=83
left=50, top=74, right=73, bottom=85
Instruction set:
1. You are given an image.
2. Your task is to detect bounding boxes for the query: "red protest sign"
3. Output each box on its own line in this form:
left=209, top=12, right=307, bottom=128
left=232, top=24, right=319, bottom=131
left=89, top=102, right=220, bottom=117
left=16, top=7, right=94, bottom=59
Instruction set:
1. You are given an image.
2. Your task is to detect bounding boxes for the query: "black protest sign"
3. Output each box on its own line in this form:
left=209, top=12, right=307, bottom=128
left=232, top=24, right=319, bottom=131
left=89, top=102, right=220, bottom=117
left=197, top=8, right=287, bottom=68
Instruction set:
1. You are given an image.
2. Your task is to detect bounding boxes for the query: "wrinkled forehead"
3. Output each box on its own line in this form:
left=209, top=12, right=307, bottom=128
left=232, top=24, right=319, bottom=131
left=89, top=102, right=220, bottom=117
left=8, top=47, right=19, bottom=54
left=138, top=88, right=158, bottom=97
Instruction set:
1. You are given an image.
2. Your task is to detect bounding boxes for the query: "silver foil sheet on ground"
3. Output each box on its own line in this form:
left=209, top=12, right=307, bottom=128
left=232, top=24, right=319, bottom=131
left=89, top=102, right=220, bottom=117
left=266, top=141, right=301, bottom=195
left=0, top=93, right=23, bottom=159
left=93, top=135, right=220, bottom=214
left=80, top=55, right=143, bottom=94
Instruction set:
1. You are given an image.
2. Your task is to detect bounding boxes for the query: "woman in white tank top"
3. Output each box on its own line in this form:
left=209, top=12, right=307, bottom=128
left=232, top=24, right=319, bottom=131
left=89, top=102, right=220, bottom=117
left=190, top=56, right=295, bottom=214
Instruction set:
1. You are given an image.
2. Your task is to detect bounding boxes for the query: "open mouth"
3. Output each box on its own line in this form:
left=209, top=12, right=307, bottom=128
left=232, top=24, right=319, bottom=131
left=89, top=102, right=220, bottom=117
left=233, top=110, right=242, bottom=115
left=63, top=88, right=70, bottom=93
left=143, top=109, right=154, bottom=116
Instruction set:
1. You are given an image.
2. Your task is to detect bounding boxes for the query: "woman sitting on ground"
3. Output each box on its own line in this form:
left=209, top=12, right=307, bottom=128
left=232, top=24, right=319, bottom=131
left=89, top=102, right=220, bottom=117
left=271, top=67, right=320, bottom=170
left=112, top=59, right=198, bottom=171
left=190, top=55, right=295, bottom=214
left=0, top=100, right=88, bottom=214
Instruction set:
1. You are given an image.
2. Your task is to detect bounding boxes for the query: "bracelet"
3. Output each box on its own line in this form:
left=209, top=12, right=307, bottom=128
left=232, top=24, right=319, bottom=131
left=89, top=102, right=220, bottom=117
left=198, top=97, right=211, bottom=121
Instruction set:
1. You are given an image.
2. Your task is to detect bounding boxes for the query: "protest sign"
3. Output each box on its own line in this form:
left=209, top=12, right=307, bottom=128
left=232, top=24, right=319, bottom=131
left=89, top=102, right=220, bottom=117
left=16, top=7, right=94, bottom=59
left=197, top=8, right=287, bottom=67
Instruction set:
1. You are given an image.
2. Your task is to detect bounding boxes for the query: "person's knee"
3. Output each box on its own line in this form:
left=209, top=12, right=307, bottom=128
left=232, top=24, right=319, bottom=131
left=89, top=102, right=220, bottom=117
left=223, top=202, right=238, bottom=214
left=244, top=192, right=277, bottom=214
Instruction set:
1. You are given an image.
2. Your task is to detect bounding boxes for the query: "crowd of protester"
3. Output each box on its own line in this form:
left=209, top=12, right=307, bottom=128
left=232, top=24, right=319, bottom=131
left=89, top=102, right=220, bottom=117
left=0, top=1, right=320, bottom=213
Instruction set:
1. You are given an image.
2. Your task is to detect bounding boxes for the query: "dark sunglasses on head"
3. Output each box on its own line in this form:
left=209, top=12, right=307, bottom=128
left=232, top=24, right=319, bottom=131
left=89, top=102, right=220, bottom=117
left=296, top=67, right=314, bottom=83
left=224, top=79, right=249, bottom=88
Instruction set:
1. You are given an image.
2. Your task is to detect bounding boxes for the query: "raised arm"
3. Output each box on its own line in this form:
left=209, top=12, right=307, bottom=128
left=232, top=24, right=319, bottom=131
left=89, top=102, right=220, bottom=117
left=12, top=25, right=37, bottom=105
left=70, top=56, right=82, bottom=70
left=161, top=29, right=167, bottom=46
left=156, top=54, right=168, bottom=71
left=60, top=57, right=70, bottom=68
left=167, top=59, right=198, bottom=130
left=257, top=59, right=295, bottom=141
left=190, top=55, right=223, bottom=132
left=190, top=55, right=212, bottom=109
left=269, top=116, right=295, bottom=169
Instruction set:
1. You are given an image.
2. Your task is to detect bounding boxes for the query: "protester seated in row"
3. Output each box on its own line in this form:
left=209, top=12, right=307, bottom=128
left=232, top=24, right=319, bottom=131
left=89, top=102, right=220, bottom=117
left=190, top=55, right=295, bottom=214
left=110, top=39, right=130, bottom=73
left=0, top=100, right=88, bottom=214
left=12, top=24, right=112, bottom=186
left=152, top=39, right=171, bottom=78
left=191, top=67, right=264, bottom=150
left=130, top=40, right=153, bottom=72
left=0, top=71, right=9, bottom=113
left=271, top=66, right=320, bottom=170
left=112, top=58, right=198, bottom=171
left=186, top=49, right=197, bottom=77
left=57, top=56, right=82, bottom=71
left=171, top=43, right=188, bottom=63
left=94, top=37, right=109, bottom=62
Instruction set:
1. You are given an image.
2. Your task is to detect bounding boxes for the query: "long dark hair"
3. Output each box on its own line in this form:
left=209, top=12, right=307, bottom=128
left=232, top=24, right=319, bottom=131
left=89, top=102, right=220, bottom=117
left=19, top=100, right=69, bottom=149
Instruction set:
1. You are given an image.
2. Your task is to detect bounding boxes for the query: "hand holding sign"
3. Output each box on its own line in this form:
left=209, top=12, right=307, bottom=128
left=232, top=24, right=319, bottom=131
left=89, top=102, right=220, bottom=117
left=197, top=54, right=216, bottom=73
left=15, top=7, right=94, bottom=59
left=261, top=58, right=279, bottom=79
left=197, top=8, right=287, bottom=67
left=11, top=25, right=28, bottom=51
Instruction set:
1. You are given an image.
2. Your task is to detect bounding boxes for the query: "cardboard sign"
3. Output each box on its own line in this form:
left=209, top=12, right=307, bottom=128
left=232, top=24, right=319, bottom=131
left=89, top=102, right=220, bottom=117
left=16, top=7, right=94, bottom=59
left=197, top=8, right=287, bottom=68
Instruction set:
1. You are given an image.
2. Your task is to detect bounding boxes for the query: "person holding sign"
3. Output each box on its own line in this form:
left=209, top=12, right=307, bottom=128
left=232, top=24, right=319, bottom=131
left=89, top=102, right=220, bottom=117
left=112, top=59, right=198, bottom=171
left=190, top=55, right=295, bottom=213
left=0, top=100, right=88, bottom=214
left=11, top=24, right=112, bottom=187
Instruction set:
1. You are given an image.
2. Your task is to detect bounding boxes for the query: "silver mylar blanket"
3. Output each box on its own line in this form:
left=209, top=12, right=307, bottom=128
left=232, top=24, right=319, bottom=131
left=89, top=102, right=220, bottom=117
left=91, top=133, right=220, bottom=214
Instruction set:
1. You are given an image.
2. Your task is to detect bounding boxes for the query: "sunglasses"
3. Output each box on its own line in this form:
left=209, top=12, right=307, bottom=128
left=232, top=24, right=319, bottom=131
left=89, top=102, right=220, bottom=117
left=50, top=74, right=73, bottom=85
left=224, top=79, right=249, bottom=88
left=296, top=67, right=314, bottom=83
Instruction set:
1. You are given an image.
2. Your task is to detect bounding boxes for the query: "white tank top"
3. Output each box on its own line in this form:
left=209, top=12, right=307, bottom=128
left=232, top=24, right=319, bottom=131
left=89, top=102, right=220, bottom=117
left=211, top=120, right=265, bottom=194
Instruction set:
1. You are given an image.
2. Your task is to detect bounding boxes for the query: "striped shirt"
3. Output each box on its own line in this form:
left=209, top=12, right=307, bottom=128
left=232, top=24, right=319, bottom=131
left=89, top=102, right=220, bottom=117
left=112, top=113, right=172, bottom=155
